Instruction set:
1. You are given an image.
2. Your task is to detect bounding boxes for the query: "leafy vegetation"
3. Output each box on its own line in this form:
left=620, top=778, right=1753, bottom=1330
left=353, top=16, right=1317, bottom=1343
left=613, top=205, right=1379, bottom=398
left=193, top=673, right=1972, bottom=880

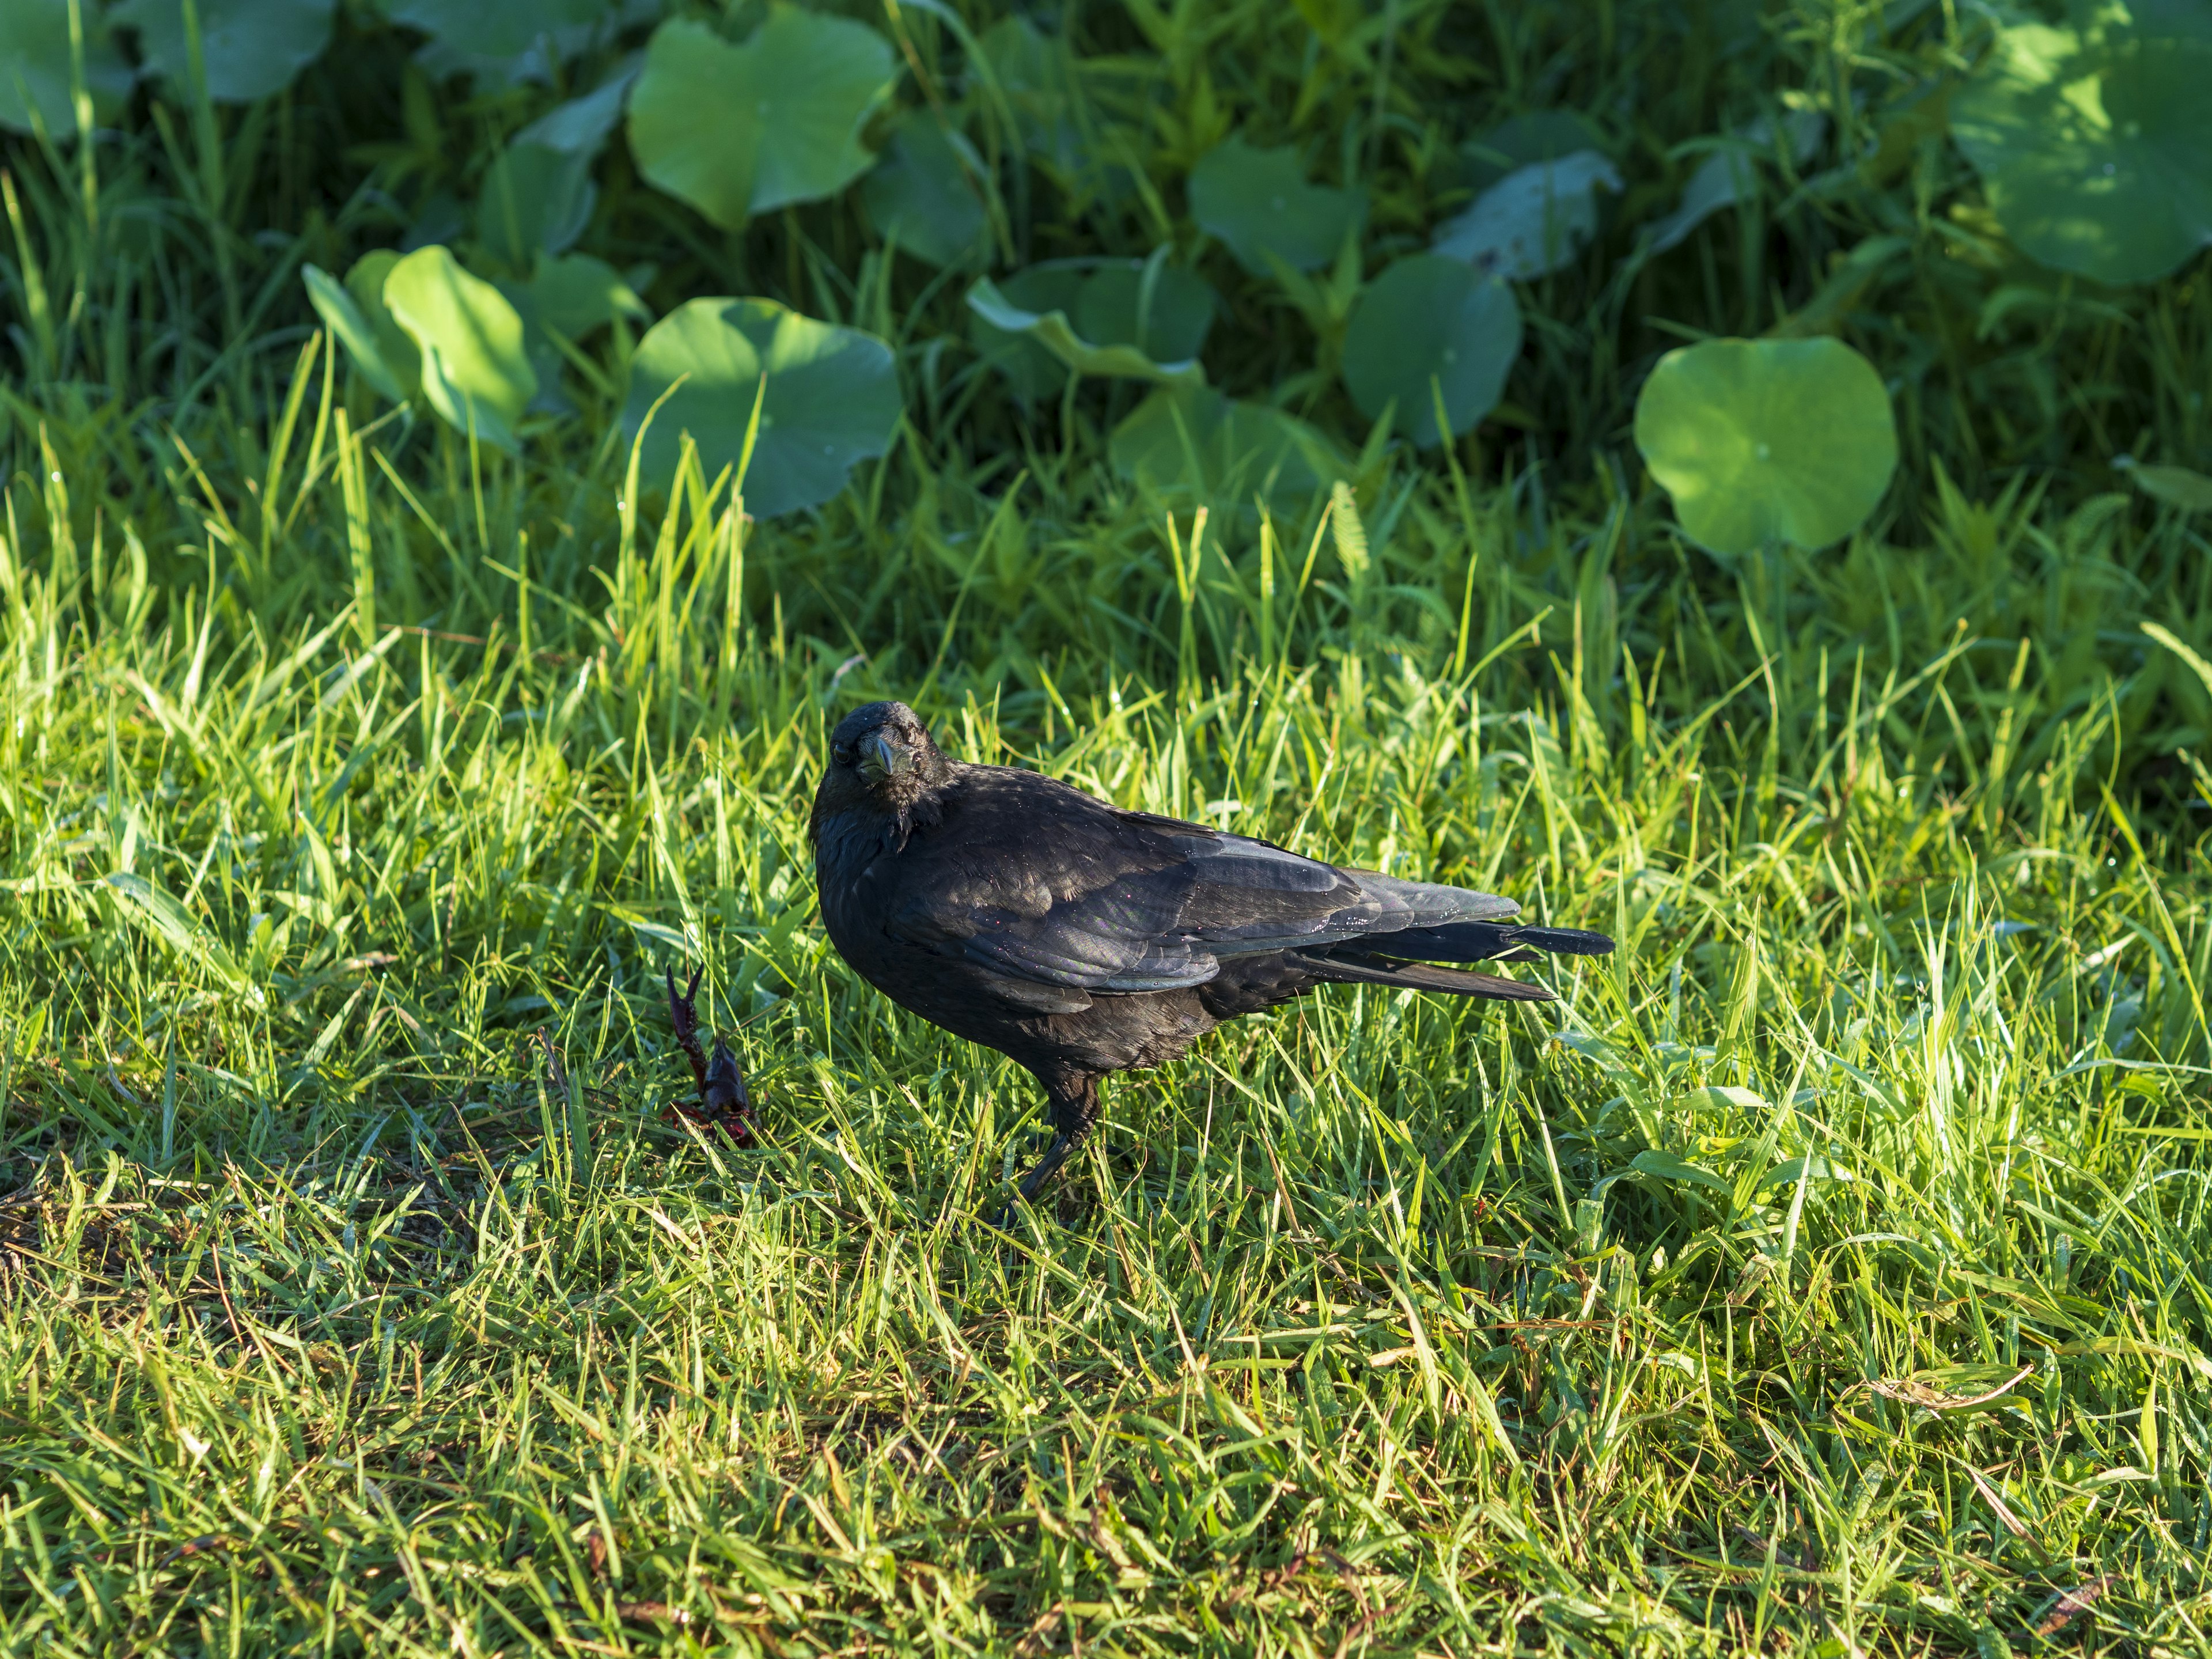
left=1, top=0, right=2209, bottom=1652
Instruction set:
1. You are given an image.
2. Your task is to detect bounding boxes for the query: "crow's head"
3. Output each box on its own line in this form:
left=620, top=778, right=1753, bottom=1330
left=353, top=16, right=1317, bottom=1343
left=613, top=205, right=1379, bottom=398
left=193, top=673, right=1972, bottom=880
left=817, top=702, right=953, bottom=840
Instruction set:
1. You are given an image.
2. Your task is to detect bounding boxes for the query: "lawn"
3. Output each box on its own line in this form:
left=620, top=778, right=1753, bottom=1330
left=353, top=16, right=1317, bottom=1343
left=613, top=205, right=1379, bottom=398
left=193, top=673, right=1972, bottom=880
left=2, top=1, right=2209, bottom=1654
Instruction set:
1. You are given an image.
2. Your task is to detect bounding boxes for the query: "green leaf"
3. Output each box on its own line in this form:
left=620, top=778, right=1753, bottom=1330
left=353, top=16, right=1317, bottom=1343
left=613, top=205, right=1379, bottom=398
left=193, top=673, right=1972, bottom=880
left=1634, top=336, right=1897, bottom=555
left=303, top=264, right=411, bottom=404
left=1953, top=1, right=2212, bottom=284
left=476, top=141, right=597, bottom=270
left=1630, top=1150, right=1733, bottom=1195
left=965, top=273, right=1206, bottom=387
left=1340, top=254, right=1522, bottom=447
left=386, top=0, right=623, bottom=88
left=627, top=9, right=893, bottom=230
left=382, top=245, right=537, bottom=453
left=1431, top=150, right=1620, bottom=278
left=1108, top=385, right=1344, bottom=507
left=104, top=872, right=259, bottom=1002
left=2116, top=456, right=2212, bottom=512
left=1189, top=137, right=1365, bottom=275
left=0, top=0, right=137, bottom=135
left=622, top=297, right=902, bottom=520
left=861, top=112, right=990, bottom=269
left=113, top=0, right=334, bottom=103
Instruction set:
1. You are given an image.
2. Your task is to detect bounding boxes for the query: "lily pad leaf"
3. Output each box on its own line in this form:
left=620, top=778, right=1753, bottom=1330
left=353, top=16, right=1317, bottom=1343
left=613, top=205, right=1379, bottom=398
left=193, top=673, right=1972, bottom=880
left=1634, top=336, right=1897, bottom=555
left=966, top=274, right=1206, bottom=387
left=115, top=0, right=335, bottom=103
left=1953, top=1, right=2212, bottom=284
left=627, top=9, right=894, bottom=230
left=1190, top=137, right=1365, bottom=275
left=1432, top=150, right=1620, bottom=278
left=1109, top=385, right=1344, bottom=507
left=387, top=0, right=626, bottom=88
left=0, top=0, right=135, bottom=134
left=382, top=245, right=537, bottom=453
left=622, top=297, right=902, bottom=520
left=1630, top=1150, right=1733, bottom=1195
left=1342, top=253, right=1521, bottom=447
left=861, top=112, right=990, bottom=268
left=304, top=264, right=412, bottom=404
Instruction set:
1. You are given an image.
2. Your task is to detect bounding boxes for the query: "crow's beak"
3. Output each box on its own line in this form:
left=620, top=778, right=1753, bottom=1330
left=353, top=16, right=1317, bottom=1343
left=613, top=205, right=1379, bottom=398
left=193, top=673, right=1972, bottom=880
left=858, top=730, right=910, bottom=785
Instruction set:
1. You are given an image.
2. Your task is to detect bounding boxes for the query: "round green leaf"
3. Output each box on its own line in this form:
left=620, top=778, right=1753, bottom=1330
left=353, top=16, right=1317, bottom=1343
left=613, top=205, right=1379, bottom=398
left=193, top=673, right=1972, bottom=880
left=1633, top=336, right=1897, bottom=555
left=1431, top=150, right=1620, bottom=279
left=382, top=245, right=537, bottom=453
left=1189, top=138, right=1365, bottom=275
left=861, top=113, right=990, bottom=268
left=115, top=0, right=335, bottom=104
left=0, top=0, right=137, bottom=135
left=627, top=10, right=893, bottom=231
left=1109, top=385, right=1344, bottom=508
left=1341, top=254, right=1522, bottom=448
left=623, top=298, right=902, bottom=520
left=1953, top=1, right=2212, bottom=284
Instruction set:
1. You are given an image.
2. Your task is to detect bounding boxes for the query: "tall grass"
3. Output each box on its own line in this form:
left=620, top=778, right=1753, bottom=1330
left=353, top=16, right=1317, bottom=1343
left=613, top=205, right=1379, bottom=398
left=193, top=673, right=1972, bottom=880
left=1, top=387, right=2207, bottom=1647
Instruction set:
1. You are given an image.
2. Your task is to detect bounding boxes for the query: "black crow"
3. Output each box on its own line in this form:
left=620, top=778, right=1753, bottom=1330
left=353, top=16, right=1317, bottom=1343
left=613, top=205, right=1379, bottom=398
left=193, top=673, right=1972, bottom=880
left=810, top=701, right=1613, bottom=1203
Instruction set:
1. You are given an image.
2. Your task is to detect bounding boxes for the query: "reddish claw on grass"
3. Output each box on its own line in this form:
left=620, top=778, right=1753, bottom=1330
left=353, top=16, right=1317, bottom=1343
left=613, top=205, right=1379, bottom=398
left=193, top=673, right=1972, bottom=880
left=665, top=965, right=756, bottom=1146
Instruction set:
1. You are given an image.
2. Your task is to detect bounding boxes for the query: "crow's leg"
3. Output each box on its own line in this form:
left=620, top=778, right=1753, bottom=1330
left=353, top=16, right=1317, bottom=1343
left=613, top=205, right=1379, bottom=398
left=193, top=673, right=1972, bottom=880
left=1013, top=1072, right=1101, bottom=1205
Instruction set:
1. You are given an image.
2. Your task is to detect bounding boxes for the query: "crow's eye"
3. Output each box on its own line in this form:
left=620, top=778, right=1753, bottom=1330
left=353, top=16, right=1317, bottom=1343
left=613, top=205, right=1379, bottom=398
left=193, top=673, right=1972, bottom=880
left=832, top=742, right=855, bottom=767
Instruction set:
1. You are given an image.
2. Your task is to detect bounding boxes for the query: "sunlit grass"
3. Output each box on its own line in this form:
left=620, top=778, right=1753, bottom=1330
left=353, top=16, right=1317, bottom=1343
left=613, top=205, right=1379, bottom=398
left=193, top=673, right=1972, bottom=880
left=0, top=422, right=2205, bottom=1653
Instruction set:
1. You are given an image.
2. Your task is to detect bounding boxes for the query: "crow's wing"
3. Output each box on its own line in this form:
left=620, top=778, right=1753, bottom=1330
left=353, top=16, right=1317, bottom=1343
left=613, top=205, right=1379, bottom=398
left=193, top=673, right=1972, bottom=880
left=882, top=771, right=1517, bottom=993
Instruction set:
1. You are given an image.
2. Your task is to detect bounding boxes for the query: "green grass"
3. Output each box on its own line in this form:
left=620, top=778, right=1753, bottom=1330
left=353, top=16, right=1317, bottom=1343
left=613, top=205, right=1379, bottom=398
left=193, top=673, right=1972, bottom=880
left=5, top=0, right=2212, bottom=1651
left=0, top=434, right=2207, bottom=1654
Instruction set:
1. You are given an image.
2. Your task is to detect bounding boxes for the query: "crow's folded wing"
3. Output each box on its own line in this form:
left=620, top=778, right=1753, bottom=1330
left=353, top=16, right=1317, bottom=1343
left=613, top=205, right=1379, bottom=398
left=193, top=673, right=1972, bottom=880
left=882, top=777, right=1517, bottom=993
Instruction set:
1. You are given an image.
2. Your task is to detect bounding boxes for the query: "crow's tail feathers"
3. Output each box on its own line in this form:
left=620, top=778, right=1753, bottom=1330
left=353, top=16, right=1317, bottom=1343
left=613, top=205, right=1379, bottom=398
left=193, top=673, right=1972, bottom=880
left=1370, top=921, right=1616, bottom=965
left=1298, top=949, right=1559, bottom=1001
left=1298, top=922, right=1616, bottom=1002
